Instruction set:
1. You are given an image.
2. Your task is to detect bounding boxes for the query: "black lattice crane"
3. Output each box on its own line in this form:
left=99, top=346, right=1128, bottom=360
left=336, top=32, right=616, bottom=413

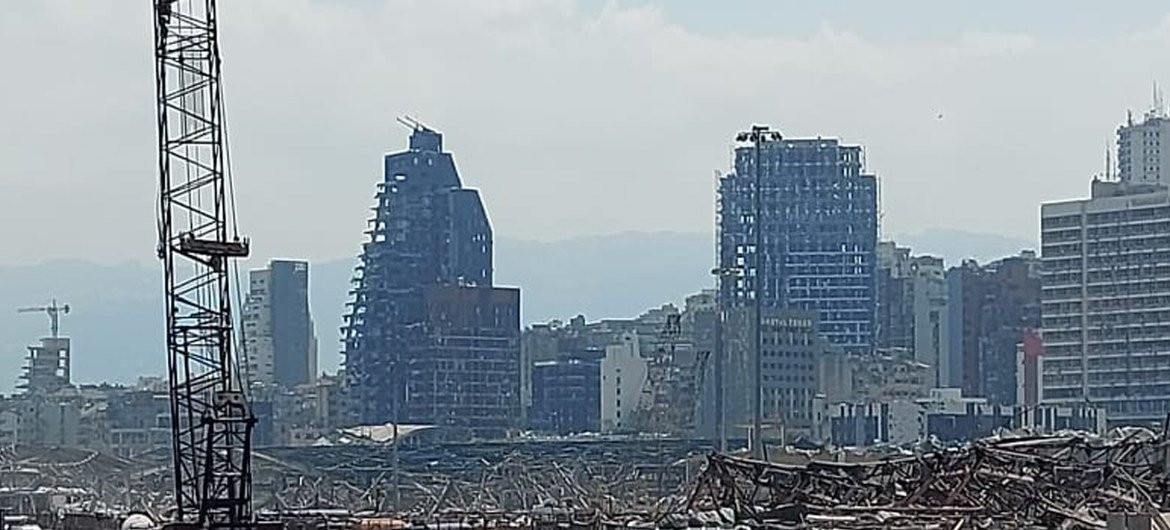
left=16, top=300, right=70, bottom=338
left=150, top=0, right=254, bottom=527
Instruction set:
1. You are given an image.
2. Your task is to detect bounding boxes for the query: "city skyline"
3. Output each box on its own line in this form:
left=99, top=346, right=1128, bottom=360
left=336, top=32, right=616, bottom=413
left=3, top=3, right=1166, bottom=525
left=5, top=1, right=1170, bottom=267
left=0, top=1, right=1164, bottom=412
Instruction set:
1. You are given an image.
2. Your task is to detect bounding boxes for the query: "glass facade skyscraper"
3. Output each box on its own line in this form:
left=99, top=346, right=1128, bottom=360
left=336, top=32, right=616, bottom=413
left=717, top=136, right=878, bottom=353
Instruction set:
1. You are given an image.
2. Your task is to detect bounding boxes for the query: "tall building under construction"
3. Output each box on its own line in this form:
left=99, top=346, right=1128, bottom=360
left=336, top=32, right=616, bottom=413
left=342, top=122, right=520, bottom=437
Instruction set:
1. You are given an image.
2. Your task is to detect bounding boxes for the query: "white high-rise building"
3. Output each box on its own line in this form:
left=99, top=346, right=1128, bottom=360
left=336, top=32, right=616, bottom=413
left=242, top=260, right=317, bottom=388
left=1117, top=105, right=1170, bottom=185
left=600, top=332, right=647, bottom=433
left=243, top=270, right=276, bottom=386
left=1041, top=179, right=1170, bottom=426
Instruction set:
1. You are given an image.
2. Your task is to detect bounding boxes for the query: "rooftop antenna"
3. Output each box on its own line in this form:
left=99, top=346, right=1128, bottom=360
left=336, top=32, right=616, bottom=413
left=396, top=115, right=429, bottom=131
left=1153, top=81, right=1165, bottom=118
left=1160, top=82, right=1166, bottom=118
left=1105, top=141, right=1113, bottom=181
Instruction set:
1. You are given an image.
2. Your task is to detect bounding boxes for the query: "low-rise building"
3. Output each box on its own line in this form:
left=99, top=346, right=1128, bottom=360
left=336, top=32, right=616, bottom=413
left=600, top=332, right=646, bottom=433
left=104, top=390, right=170, bottom=457
left=819, top=348, right=931, bottom=405
left=820, top=388, right=1106, bottom=447
left=823, top=401, right=922, bottom=447
left=529, top=350, right=602, bottom=434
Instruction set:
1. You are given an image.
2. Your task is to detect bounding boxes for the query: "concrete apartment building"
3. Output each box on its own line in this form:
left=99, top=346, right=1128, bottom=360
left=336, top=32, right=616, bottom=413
left=242, top=260, right=317, bottom=388
left=1041, top=178, right=1170, bottom=425
left=876, top=242, right=951, bottom=388
left=817, top=347, right=931, bottom=406
left=721, top=308, right=833, bottom=439
left=1117, top=108, right=1170, bottom=185
left=20, top=337, right=71, bottom=396
left=523, top=294, right=720, bottom=437
left=1039, top=105, right=1170, bottom=426
left=946, top=252, right=1041, bottom=405
left=104, top=390, right=170, bottom=457
left=681, top=290, right=719, bottom=438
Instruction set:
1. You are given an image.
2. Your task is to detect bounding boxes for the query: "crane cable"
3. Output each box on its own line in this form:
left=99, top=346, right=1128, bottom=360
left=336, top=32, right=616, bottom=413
left=216, top=31, right=252, bottom=405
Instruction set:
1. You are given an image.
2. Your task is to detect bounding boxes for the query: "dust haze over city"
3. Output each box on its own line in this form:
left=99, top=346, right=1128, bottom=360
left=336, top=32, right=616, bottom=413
left=3, top=1, right=1170, bottom=529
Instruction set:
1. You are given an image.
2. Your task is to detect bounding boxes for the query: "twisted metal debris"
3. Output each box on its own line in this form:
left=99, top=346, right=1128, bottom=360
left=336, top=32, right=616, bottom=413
left=0, top=438, right=711, bottom=524
left=255, top=438, right=709, bottom=523
left=4, top=431, right=1170, bottom=529
left=0, top=445, right=170, bottom=516
left=688, top=428, right=1170, bottom=529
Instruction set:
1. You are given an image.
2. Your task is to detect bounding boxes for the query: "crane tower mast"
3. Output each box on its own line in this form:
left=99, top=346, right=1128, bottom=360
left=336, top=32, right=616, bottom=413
left=151, top=0, right=254, bottom=527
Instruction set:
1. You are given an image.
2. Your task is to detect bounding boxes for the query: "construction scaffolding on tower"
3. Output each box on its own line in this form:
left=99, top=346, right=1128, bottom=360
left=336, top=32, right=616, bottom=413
left=16, top=300, right=72, bottom=395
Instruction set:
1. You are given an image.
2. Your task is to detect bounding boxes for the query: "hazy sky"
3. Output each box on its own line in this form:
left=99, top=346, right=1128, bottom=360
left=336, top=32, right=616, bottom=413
left=4, top=1, right=1170, bottom=267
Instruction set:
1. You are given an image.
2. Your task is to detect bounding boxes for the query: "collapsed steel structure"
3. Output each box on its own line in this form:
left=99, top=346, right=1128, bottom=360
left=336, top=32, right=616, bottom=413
left=254, top=438, right=708, bottom=519
left=0, top=439, right=707, bottom=525
left=688, top=429, right=1170, bottom=529
left=4, top=431, right=1170, bottom=529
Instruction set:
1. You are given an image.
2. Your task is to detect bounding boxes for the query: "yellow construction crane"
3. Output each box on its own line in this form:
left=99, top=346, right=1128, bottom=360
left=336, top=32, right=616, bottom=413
left=16, top=299, right=70, bottom=338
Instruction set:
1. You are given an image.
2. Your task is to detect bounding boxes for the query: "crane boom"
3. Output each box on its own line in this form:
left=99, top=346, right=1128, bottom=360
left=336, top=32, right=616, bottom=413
left=16, top=300, right=70, bottom=338
left=151, top=0, right=254, bottom=527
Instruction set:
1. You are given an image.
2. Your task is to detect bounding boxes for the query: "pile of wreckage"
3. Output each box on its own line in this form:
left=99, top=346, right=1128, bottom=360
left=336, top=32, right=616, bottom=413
left=254, top=438, right=710, bottom=521
left=686, top=428, right=1170, bottom=529
left=4, top=430, right=1170, bottom=529
left=0, top=445, right=168, bottom=529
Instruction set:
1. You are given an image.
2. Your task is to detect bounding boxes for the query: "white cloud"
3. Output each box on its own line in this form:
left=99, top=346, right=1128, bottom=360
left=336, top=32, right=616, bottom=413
left=2, top=1, right=1169, bottom=266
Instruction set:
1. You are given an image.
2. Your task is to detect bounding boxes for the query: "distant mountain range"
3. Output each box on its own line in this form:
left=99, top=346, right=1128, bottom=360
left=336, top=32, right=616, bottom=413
left=0, top=229, right=1034, bottom=391
left=890, top=228, right=1036, bottom=264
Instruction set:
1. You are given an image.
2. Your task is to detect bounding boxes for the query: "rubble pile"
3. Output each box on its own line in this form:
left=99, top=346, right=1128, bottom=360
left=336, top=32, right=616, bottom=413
left=688, top=428, right=1170, bottom=529
left=0, top=445, right=170, bottom=519
left=255, top=438, right=709, bottom=521
left=0, top=438, right=711, bottom=524
left=4, top=432, right=1170, bottom=529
